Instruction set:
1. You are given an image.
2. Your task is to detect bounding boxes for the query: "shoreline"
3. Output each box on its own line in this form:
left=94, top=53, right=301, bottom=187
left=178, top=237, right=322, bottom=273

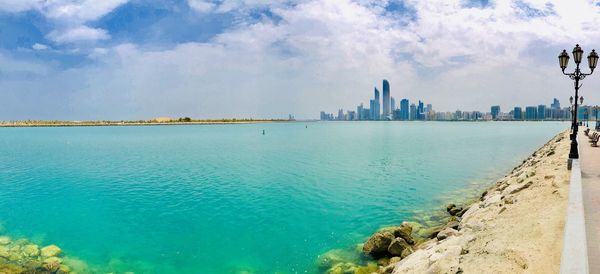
left=319, top=130, right=570, bottom=273
left=0, top=120, right=295, bottom=128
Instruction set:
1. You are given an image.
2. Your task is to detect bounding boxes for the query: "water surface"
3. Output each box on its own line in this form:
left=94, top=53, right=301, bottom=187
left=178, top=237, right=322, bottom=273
left=0, top=122, right=567, bottom=273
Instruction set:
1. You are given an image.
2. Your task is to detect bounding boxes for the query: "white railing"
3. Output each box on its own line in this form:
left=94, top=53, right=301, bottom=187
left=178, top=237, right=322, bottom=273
left=560, top=159, right=589, bottom=274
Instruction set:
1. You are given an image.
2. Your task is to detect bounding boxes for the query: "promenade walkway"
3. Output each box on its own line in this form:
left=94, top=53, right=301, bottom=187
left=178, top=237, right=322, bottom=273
left=577, top=129, right=600, bottom=273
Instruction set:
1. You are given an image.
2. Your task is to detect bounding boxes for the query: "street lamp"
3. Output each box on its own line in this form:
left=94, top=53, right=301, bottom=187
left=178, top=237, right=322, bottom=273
left=559, top=44, right=599, bottom=160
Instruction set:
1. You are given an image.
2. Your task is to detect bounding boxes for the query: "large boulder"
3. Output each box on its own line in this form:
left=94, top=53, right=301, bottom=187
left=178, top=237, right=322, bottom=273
left=363, top=232, right=394, bottom=256
left=23, top=244, right=40, bottom=257
left=392, top=224, right=414, bottom=245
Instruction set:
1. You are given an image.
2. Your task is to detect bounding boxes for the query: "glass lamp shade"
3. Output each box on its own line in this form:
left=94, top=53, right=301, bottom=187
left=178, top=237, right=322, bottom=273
left=570, top=96, right=574, bottom=104
left=581, top=96, right=584, bottom=104
left=559, top=50, right=570, bottom=70
left=588, top=49, right=599, bottom=70
left=573, top=44, right=584, bottom=64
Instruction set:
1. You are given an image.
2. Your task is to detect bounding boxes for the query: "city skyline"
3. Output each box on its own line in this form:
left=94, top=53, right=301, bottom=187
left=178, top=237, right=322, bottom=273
left=321, top=79, right=595, bottom=121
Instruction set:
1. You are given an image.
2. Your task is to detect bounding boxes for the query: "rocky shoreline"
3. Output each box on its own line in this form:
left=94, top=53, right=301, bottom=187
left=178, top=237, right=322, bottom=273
left=0, top=235, right=85, bottom=274
left=319, top=131, right=570, bottom=274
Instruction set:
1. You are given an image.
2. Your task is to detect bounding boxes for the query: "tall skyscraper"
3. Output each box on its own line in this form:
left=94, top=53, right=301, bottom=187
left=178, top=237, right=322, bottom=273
left=400, top=99, right=409, bottom=120
left=491, top=105, right=500, bottom=120
left=373, top=88, right=380, bottom=120
left=514, top=107, right=523, bottom=120
left=382, top=80, right=390, bottom=119
left=417, top=101, right=424, bottom=120
left=357, top=104, right=364, bottom=120
left=390, top=97, right=396, bottom=112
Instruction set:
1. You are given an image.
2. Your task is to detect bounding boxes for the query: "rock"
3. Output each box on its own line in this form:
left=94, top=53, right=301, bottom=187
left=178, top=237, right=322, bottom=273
left=389, top=256, right=402, bottom=264
left=388, top=237, right=410, bottom=256
left=502, top=181, right=533, bottom=196
left=23, top=244, right=39, bottom=257
left=316, top=249, right=352, bottom=269
left=363, top=232, right=394, bottom=256
left=401, top=246, right=414, bottom=258
left=0, top=236, right=11, bottom=245
left=482, top=194, right=502, bottom=207
left=41, top=245, right=62, bottom=258
left=448, top=207, right=463, bottom=216
left=445, top=221, right=460, bottom=230
left=479, top=190, right=488, bottom=201
left=456, top=207, right=469, bottom=217
left=446, top=203, right=456, bottom=212
left=0, top=246, right=8, bottom=258
left=392, top=224, right=414, bottom=245
left=436, top=227, right=458, bottom=241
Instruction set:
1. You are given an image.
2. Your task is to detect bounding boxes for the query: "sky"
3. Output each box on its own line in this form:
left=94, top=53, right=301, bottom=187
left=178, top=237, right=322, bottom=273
left=1, top=0, right=600, bottom=120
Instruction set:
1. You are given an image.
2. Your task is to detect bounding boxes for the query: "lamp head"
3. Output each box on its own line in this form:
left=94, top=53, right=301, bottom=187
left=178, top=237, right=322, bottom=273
left=570, top=96, right=574, bottom=104
left=559, top=49, right=570, bottom=71
left=573, top=44, right=584, bottom=64
left=589, top=49, right=599, bottom=71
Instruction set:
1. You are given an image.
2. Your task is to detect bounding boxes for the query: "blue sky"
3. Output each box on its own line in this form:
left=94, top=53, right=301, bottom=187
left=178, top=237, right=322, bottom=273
left=0, top=0, right=599, bottom=120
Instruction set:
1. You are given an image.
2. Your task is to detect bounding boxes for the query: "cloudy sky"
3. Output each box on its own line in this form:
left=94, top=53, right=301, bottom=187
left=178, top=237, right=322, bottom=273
left=0, top=0, right=600, bottom=120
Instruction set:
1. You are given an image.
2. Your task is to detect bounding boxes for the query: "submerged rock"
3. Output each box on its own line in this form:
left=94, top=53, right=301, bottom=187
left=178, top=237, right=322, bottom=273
left=23, top=245, right=40, bottom=257
left=41, top=245, right=62, bottom=258
left=0, top=236, right=11, bottom=245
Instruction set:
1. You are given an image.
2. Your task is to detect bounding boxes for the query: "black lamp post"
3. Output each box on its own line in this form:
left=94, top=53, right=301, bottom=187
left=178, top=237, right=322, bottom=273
left=559, top=44, right=599, bottom=159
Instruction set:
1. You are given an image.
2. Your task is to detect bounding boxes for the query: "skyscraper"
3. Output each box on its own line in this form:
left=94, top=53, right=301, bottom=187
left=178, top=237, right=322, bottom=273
left=373, top=88, right=380, bottom=120
left=525, top=106, right=537, bottom=120
left=390, top=97, right=396, bottom=112
left=400, top=99, right=409, bottom=120
left=410, top=104, right=417, bottom=120
left=357, top=104, right=364, bottom=120
left=514, top=107, right=523, bottom=120
left=417, top=100, right=424, bottom=120
left=551, top=98, right=560, bottom=109
left=537, top=105, right=546, bottom=120
left=382, top=80, right=390, bottom=119
left=491, top=105, right=500, bottom=120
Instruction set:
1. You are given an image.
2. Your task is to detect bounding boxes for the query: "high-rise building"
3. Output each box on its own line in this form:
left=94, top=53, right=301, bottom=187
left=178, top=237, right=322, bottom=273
left=400, top=99, right=409, bottom=120
left=525, top=106, right=537, bottom=120
left=410, top=104, right=417, bottom=120
left=337, top=109, right=345, bottom=120
left=373, top=88, right=380, bottom=120
left=382, top=80, right=390, bottom=119
left=369, top=99, right=376, bottom=120
left=417, top=101, right=424, bottom=120
left=491, top=105, right=500, bottom=120
left=551, top=98, right=560, bottom=109
left=514, top=107, right=523, bottom=120
left=537, top=105, right=546, bottom=120
left=390, top=97, right=396, bottom=112
left=357, top=104, right=364, bottom=120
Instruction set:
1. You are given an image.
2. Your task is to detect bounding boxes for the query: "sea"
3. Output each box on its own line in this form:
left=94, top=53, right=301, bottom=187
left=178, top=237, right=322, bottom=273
left=0, top=121, right=567, bottom=273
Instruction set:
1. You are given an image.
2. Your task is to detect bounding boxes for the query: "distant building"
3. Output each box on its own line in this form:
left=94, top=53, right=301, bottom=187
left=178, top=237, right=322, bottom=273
left=410, top=104, right=417, bottom=120
left=371, top=88, right=381, bottom=120
left=491, top=105, right=500, bottom=120
left=336, top=109, right=344, bottom=120
left=418, top=101, right=424, bottom=120
left=400, top=99, right=409, bottom=120
left=382, top=80, right=390, bottom=120
left=537, top=105, right=546, bottom=120
left=551, top=98, right=560, bottom=109
left=525, top=106, right=537, bottom=120
left=357, top=104, right=364, bottom=120
left=514, top=107, right=523, bottom=120
left=390, top=97, right=396, bottom=112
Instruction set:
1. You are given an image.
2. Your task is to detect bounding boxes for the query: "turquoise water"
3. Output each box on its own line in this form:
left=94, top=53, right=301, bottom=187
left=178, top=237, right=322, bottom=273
left=0, top=122, right=566, bottom=273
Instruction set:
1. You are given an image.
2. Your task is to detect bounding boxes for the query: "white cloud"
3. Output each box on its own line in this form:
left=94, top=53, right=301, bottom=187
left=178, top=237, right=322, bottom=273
left=47, top=26, right=110, bottom=43
left=32, top=43, right=48, bottom=50
left=5, top=0, right=600, bottom=119
left=188, top=0, right=215, bottom=13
